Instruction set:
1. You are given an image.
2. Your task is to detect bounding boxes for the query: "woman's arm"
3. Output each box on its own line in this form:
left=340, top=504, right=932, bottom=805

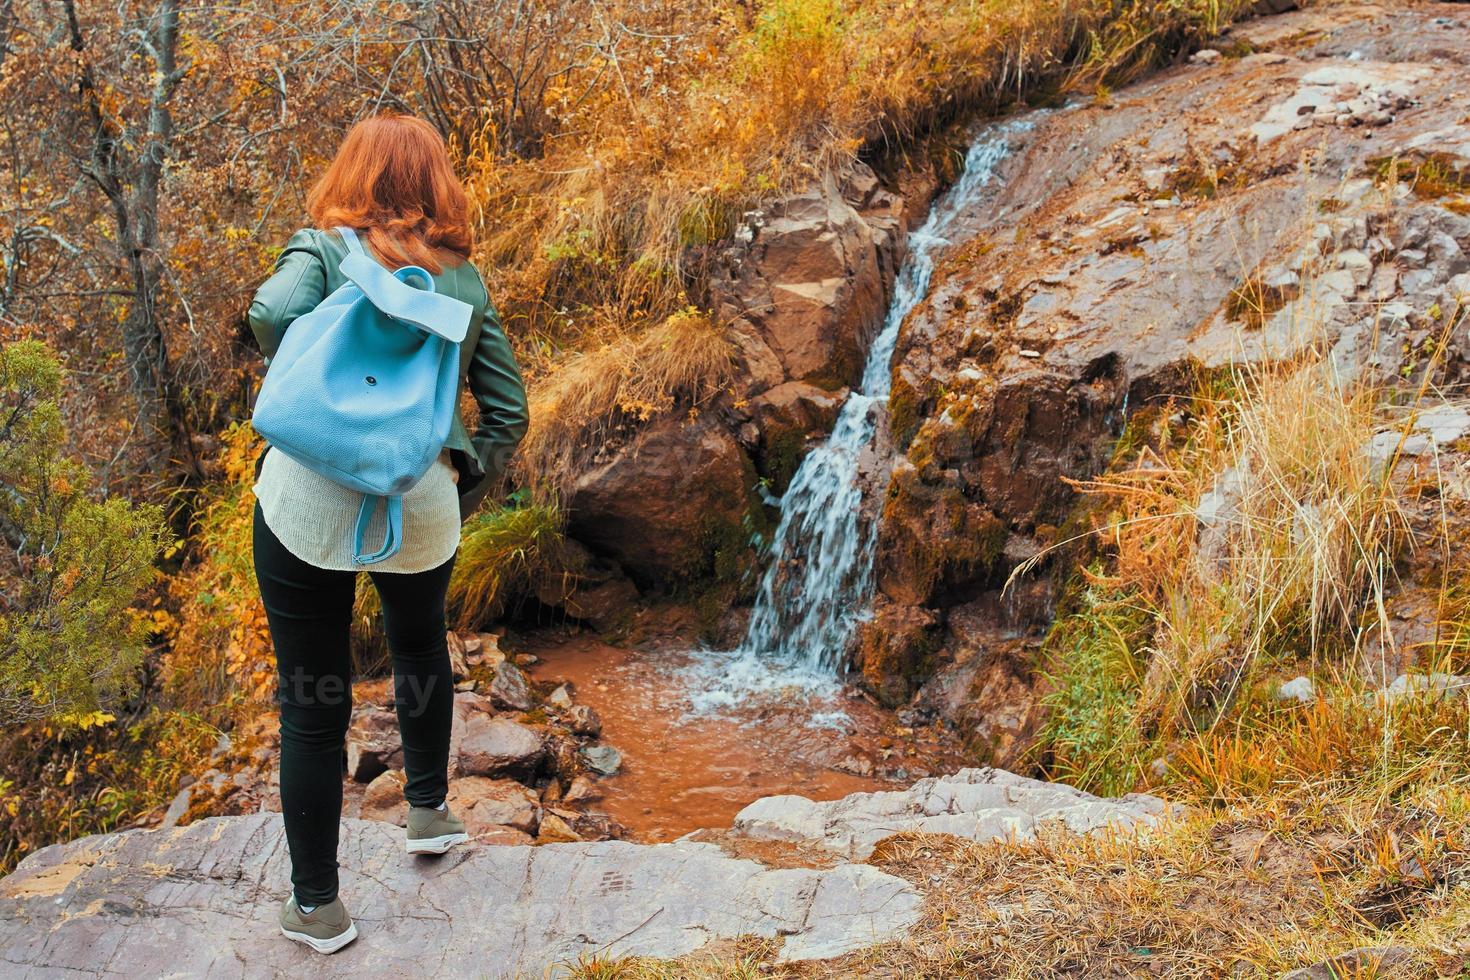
left=466, top=301, right=530, bottom=483
left=247, top=229, right=326, bottom=359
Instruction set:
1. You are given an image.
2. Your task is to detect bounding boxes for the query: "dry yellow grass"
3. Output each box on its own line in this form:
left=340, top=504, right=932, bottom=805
left=1139, top=352, right=1404, bottom=738
left=518, top=306, right=733, bottom=489
left=561, top=775, right=1470, bottom=976
left=1022, top=266, right=1464, bottom=793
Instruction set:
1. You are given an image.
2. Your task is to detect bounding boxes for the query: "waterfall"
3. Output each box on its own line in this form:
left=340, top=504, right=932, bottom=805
left=689, top=120, right=1030, bottom=710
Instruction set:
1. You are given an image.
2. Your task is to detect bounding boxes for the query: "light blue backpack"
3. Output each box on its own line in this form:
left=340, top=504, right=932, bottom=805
left=253, top=227, right=473, bottom=565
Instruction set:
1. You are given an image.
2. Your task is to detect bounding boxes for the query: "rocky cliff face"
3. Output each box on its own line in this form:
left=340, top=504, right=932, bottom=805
left=537, top=3, right=1470, bottom=752
left=562, top=163, right=938, bottom=597
left=863, top=3, right=1470, bottom=752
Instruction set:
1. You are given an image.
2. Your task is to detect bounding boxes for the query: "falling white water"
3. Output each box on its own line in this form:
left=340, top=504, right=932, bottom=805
left=687, top=120, right=1031, bottom=711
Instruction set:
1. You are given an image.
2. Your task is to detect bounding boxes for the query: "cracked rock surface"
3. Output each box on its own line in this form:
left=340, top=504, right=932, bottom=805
left=0, top=813, right=920, bottom=977
left=0, top=768, right=1165, bottom=976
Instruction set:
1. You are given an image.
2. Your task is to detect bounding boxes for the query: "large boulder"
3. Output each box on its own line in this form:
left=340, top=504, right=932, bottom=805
left=567, top=416, right=753, bottom=589
left=907, top=603, right=1051, bottom=769
left=733, top=768, right=1165, bottom=860
left=715, top=165, right=907, bottom=390
left=736, top=380, right=849, bottom=492
left=455, top=714, right=546, bottom=780
left=0, top=814, right=921, bottom=975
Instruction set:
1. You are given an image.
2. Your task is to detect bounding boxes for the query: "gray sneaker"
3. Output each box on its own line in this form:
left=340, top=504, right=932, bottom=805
left=279, top=895, right=358, bottom=954
left=406, top=803, right=469, bottom=854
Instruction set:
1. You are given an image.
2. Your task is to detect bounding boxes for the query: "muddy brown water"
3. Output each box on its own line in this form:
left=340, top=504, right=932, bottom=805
left=523, top=632, right=966, bottom=842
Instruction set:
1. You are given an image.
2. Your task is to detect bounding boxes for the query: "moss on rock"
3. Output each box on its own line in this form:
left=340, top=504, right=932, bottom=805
left=856, top=602, right=944, bottom=707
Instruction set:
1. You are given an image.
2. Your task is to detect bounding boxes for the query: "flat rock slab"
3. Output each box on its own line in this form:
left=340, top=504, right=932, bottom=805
left=0, top=814, right=920, bottom=978
left=734, top=767, right=1166, bottom=859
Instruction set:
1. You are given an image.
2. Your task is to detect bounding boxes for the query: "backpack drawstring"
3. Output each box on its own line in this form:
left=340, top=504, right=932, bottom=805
left=351, top=494, right=404, bottom=566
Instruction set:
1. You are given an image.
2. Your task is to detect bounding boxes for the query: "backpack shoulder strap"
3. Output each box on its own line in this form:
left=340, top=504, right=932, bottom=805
left=335, top=226, right=366, bottom=258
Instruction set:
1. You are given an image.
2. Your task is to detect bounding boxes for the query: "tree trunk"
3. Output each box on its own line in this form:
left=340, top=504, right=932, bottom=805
left=65, top=0, right=197, bottom=469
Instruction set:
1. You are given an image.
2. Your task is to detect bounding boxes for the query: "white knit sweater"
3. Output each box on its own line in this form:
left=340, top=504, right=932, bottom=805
left=253, top=447, right=461, bottom=573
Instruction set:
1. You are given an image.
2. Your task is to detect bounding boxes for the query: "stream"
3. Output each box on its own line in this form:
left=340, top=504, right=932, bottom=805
left=530, top=119, right=1034, bottom=841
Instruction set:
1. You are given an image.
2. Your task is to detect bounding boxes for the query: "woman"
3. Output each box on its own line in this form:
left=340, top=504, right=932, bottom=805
left=246, top=114, right=528, bottom=954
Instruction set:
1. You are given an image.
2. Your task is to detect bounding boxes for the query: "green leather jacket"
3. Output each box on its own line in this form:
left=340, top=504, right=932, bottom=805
left=247, top=228, right=529, bottom=492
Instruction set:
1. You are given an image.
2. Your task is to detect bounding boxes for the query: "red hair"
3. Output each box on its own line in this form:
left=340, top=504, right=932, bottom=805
left=307, top=114, right=472, bottom=275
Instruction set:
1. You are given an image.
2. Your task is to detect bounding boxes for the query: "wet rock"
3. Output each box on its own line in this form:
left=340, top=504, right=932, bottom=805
left=345, top=704, right=402, bottom=783
left=546, top=734, right=584, bottom=783
left=359, top=769, right=407, bottom=826
left=488, top=662, right=534, bottom=713
left=580, top=745, right=623, bottom=776
left=747, top=381, right=846, bottom=434
left=562, top=775, right=602, bottom=805
left=457, top=715, right=545, bottom=780
left=733, top=768, right=1166, bottom=860
left=547, top=684, right=574, bottom=709
left=567, top=416, right=753, bottom=589
left=854, top=601, right=943, bottom=707
left=448, top=777, right=542, bottom=836
left=566, top=704, right=602, bottom=737
left=910, top=610, right=1049, bottom=768
left=0, top=814, right=920, bottom=972
left=741, top=381, right=849, bottom=490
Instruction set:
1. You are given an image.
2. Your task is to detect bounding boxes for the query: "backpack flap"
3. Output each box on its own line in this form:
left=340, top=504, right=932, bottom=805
left=335, top=227, right=473, bottom=344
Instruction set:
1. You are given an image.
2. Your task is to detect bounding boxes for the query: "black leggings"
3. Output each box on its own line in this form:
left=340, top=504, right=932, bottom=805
left=253, top=503, right=456, bottom=906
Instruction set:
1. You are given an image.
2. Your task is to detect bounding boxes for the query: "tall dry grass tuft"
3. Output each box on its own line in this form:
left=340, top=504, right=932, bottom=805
left=1135, top=354, right=1405, bottom=737
left=447, top=501, right=566, bottom=630
left=1028, top=270, right=1463, bottom=794
left=517, top=307, right=733, bottom=491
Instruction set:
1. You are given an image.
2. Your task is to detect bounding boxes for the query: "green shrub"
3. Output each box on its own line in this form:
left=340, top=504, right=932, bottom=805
left=0, top=341, right=172, bottom=724
left=1038, top=585, right=1151, bottom=796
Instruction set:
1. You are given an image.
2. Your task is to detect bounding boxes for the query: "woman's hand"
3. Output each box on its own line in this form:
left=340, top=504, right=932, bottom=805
left=458, top=478, right=492, bottom=523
